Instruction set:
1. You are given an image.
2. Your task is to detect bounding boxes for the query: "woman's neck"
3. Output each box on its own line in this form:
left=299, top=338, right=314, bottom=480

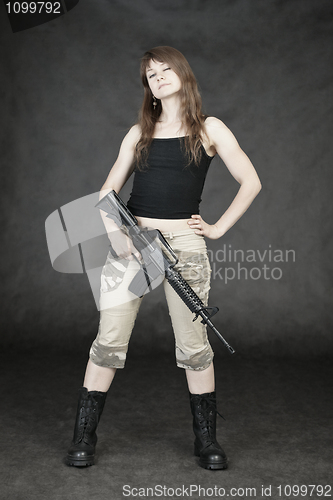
left=155, top=97, right=185, bottom=137
left=159, top=95, right=182, bottom=124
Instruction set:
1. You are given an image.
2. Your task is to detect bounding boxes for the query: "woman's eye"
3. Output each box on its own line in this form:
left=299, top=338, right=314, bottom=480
left=164, top=67, right=171, bottom=71
left=148, top=73, right=156, bottom=79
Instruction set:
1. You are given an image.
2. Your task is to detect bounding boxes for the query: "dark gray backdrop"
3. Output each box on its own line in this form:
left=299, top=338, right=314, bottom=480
left=1, top=0, right=332, bottom=357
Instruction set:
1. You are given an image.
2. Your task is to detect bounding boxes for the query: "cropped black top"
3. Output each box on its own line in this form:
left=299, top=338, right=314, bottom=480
left=127, top=137, right=214, bottom=219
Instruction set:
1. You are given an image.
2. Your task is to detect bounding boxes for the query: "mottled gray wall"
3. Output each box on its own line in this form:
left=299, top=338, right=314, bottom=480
left=1, top=0, right=332, bottom=355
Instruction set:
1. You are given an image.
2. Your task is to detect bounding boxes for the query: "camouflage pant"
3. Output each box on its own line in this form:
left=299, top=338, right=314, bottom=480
left=89, top=229, right=214, bottom=371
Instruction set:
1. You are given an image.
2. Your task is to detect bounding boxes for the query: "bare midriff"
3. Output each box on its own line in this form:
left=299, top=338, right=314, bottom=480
left=136, top=216, right=191, bottom=232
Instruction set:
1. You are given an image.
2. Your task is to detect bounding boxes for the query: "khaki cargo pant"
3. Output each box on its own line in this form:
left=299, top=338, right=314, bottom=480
left=89, top=229, right=214, bottom=371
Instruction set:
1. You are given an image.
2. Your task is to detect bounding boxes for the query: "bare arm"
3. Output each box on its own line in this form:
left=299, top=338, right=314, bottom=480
left=100, top=124, right=141, bottom=197
left=188, top=117, right=262, bottom=239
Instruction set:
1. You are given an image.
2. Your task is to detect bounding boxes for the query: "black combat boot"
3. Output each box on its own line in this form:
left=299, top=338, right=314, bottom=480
left=66, top=387, right=107, bottom=467
left=190, top=391, right=228, bottom=470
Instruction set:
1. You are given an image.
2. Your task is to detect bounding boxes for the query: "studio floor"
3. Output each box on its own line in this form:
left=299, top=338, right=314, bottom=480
left=1, top=344, right=332, bottom=500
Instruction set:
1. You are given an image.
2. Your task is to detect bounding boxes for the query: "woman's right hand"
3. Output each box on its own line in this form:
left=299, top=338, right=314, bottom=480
left=108, top=230, right=141, bottom=261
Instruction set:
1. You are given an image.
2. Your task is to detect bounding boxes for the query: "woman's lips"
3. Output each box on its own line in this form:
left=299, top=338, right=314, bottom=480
left=158, top=83, right=170, bottom=90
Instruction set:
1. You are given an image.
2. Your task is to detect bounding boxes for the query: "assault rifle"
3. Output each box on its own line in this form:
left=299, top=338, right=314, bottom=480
left=96, top=190, right=235, bottom=354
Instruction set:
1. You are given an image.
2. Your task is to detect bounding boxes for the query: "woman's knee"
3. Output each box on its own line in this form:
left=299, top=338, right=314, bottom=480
left=176, top=343, right=214, bottom=371
left=89, top=340, right=128, bottom=369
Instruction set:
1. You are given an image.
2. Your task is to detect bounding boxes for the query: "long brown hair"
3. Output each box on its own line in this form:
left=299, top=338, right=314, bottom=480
left=135, top=46, right=207, bottom=168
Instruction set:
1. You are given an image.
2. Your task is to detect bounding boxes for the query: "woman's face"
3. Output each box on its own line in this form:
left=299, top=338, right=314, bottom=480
left=146, top=59, right=182, bottom=100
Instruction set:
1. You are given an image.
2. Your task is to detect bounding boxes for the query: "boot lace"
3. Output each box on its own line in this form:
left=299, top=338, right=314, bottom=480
left=196, top=394, right=225, bottom=446
left=77, top=400, right=97, bottom=441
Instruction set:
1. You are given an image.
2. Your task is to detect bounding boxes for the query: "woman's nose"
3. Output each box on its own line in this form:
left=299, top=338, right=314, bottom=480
left=157, top=73, right=165, bottom=81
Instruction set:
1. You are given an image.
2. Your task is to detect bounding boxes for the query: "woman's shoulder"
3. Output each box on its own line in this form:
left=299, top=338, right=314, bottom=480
left=121, top=124, right=142, bottom=148
left=204, top=116, right=235, bottom=143
left=127, top=124, right=142, bottom=140
left=204, top=116, right=228, bottom=132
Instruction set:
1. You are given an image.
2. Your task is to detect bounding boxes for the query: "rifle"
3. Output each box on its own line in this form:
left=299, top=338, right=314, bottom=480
left=96, top=190, right=235, bottom=354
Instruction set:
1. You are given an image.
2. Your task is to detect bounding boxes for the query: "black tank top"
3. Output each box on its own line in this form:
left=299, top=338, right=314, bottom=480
left=127, top=137, right=214, bottom=219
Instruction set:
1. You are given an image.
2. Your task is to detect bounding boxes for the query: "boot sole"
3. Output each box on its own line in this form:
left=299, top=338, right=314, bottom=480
left=65, top=455, right=95, bottom=467
left=198, top=459, right=228, bottom=470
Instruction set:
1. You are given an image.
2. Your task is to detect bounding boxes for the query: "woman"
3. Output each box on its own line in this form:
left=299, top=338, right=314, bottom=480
left=66, top=46, right=261, bottom=470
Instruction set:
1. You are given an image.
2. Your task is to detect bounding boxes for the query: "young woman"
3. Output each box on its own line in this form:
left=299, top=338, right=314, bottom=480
left=66, top=46, right=261, bottom=470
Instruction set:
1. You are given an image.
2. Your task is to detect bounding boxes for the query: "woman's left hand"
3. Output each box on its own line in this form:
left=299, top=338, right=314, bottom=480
left=187, top=215, right=221, bottom=239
